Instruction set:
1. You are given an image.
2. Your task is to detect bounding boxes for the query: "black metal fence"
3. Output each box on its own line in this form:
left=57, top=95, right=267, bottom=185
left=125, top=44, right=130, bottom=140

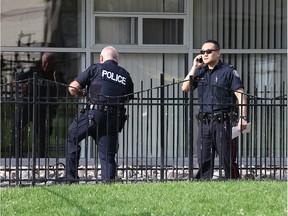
left=0, top=74, right=287, bottom=186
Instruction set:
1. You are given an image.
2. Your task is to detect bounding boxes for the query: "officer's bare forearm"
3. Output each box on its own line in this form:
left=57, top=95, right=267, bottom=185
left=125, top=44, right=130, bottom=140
left=235, top=88, right=247, bottom=116
left=182, top=76, right=191, bottom=92
left=239, top=104, right=247, bottom=119
left=68, top=80, right=84, bottom=97
left=182, top=66, right=197, bottom=92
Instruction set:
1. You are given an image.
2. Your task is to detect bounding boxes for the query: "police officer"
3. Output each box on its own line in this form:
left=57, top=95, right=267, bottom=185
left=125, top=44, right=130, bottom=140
left=182, top=40, right=248, bottom=180
left=17, top=52, right=66, bottom=157
left=66, top=46, right=134, bottom=183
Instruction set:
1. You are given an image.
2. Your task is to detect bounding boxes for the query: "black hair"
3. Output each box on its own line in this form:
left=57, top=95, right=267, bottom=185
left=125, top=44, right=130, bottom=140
left=204, top=39, right=220, bottom=50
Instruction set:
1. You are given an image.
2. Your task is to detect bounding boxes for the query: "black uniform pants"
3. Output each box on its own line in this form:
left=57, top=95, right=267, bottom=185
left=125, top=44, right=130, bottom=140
left=66, top=108, right=119, bottom=182
left=195, top=119, right=240, bottom=180
left=17, top=104, right=53, bottom=158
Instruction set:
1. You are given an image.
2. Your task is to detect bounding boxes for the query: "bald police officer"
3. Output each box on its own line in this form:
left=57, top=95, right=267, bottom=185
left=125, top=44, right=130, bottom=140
left=182, top=40, right=248, bottom=180
left=66, top=46, right=134, bottom=183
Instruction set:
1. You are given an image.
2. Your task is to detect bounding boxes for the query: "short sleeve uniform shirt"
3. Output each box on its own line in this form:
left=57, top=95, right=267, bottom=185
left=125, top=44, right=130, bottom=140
left=192, top=60, right=244, bottom=113
left=75, top=60, right=134, bottom=104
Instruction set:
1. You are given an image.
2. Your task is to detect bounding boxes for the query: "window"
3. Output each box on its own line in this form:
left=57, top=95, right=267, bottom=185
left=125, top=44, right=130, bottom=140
left=1, top=0, right=85, bottom=48
left=95, top=17, right=138, bottom=44
left=1, top=51, right=84, bottom=157
left=143, top=19, right=183, bottom=44
left=92, top=0, right=186, bottom=46
left=94, top=0, right=185, bottom=13
left=193, top=0, right=287, bottom=49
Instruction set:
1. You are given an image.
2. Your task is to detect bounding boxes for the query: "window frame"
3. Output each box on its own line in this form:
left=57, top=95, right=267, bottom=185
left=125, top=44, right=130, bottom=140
left=91, top=12, right=188, bottom=51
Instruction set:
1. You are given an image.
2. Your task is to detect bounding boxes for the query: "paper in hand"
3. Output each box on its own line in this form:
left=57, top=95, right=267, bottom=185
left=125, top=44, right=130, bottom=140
left=232, top=123, right=251, bottom=139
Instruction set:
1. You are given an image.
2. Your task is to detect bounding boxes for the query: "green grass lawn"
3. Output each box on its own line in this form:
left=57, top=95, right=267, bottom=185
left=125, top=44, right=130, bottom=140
left=1, top=181, right=287, bottom=216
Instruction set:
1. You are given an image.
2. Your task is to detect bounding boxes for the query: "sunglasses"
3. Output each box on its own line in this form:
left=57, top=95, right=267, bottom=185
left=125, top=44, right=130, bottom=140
left=200, top=49, right=218, bottom=55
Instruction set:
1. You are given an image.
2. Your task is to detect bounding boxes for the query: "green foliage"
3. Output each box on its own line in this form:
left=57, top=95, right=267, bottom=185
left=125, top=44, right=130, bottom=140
left=1, top=181, right=287, bottom=216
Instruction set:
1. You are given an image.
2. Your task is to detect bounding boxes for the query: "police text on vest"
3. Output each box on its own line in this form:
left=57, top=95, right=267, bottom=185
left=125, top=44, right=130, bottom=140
left=102, top=70, right=126, bottom=85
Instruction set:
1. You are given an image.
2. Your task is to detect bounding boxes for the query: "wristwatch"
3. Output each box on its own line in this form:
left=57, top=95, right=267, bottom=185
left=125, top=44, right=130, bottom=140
left=239, top=116, right=248, bottom=121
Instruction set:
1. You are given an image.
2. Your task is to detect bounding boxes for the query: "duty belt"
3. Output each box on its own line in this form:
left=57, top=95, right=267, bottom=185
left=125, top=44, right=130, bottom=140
left=86, top=104, right=120, bottom=115
left=196, top=112, right=231, bottom=124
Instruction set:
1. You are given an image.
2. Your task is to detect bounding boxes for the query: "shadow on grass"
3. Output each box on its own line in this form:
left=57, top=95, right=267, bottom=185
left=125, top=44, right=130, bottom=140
left=42, top=186, right=94, bottom=215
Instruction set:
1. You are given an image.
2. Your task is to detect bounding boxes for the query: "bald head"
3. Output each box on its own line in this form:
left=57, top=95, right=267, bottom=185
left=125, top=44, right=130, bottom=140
left=100, top=46, right=119, bottom=63
left=41, top=52, right=56, bottom=72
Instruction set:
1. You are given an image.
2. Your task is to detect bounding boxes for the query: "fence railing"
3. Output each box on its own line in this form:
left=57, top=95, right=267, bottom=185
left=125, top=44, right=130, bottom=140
left=0, top=74, right=287, bottom=186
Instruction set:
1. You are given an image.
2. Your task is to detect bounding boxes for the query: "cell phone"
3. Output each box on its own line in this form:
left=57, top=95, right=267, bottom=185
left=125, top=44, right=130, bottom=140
left=197, top=57, right=203, bottom=63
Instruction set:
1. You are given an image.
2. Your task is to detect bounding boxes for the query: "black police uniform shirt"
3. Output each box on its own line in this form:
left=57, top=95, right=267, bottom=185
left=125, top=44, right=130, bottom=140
left=75, top=60, right=134, bottom=105
left=192, top=60, right=244, bottom=113
left=18, top=62, right=62, bottom=100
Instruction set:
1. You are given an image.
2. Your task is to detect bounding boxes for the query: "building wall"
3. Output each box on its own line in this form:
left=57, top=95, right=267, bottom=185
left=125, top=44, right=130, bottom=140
left=1, top=0, right=287, bottom=91
left=1, top=0, right=287, bottom=158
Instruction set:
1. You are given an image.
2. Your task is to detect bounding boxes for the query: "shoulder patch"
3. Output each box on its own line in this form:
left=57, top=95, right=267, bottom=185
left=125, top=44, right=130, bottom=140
left=233, top=70, right=240, bottom=77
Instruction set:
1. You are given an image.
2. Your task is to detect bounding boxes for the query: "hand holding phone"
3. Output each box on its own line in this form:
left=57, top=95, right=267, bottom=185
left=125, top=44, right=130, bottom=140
left=197, top=57, right=203, bottom=63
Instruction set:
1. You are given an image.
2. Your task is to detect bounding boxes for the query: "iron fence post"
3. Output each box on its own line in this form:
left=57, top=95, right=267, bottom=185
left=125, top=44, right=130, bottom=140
left=14, top=73, right=20, bottom=185
left=160, top=73, right=165, bottom=180
left=188, top=75, right=194, bottom=180
left=32, top=72, right=38, bottom=186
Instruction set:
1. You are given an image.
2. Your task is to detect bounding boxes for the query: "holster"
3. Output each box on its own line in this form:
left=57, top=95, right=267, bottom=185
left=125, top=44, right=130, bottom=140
left=118, top=114, right=128, bottom=132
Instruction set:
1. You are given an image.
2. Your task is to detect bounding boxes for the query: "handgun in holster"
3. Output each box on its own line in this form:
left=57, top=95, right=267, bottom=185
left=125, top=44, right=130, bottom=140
left=118, top=108, right=128, bottom=132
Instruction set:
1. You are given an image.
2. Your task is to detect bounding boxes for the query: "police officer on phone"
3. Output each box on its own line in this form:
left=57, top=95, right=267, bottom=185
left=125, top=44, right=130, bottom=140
left=66, top=46, right=134, bottom=183
left=182, top=40, right=248, bottom=179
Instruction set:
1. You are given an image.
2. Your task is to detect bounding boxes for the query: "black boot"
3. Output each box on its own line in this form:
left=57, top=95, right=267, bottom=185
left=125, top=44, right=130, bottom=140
left=66, top=150, right=80, bottom=184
